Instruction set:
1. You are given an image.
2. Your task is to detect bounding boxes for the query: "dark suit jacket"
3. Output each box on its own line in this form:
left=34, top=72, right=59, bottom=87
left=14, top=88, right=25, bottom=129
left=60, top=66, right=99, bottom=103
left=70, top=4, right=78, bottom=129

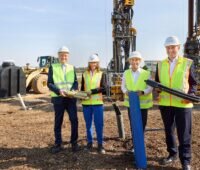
left=47, top=65, right=78, bottom=105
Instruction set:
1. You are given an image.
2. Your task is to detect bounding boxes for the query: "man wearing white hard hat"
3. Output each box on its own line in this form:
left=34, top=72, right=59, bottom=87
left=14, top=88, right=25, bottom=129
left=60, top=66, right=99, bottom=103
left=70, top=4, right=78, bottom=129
left=81, top=54, right=107, bottom=154
left=121, top=51, right=153, bottom=151
left=155, top=36, right=197, bottom=170
left=47, top=46, right=79, bottom=153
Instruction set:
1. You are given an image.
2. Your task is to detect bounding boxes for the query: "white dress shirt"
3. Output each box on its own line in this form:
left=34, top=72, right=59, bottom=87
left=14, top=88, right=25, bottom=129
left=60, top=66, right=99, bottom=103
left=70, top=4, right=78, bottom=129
left=62, top=64, right=67, bottom=82
left=121, top=68, right=153, bottom=94
left=168, top=56, right=178, bottom=77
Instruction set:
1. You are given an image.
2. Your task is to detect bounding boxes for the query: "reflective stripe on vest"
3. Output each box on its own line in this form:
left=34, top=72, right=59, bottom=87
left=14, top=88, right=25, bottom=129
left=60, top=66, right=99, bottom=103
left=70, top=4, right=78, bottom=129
left=50, top=63, right=75, bottom=97
left=123, top=68, right=153, bottom=109
left=158, top=56, right=193, bottom=108
left=82, top=70, right=103, bottom=105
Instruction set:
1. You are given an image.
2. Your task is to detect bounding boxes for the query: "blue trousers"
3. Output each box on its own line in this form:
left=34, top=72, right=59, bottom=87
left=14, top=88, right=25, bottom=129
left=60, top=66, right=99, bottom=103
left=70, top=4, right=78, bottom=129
left=53, top=100, right=78, bottom=145
left=82, top=105, right=104, bottom=145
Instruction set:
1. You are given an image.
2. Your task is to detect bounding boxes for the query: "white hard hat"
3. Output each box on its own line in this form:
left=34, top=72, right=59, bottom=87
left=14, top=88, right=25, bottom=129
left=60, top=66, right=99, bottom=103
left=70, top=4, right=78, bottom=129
left=128, top=51, right=143, bottom=60
left=88, top=54, right=100, bottom=63
left=164, top=36, right=180, bottom=47
left=58, top=46, right=70, bottom=53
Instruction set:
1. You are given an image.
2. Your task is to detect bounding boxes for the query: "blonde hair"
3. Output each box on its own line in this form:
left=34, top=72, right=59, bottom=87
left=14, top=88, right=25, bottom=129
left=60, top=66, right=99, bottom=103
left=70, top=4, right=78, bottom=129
left=87, top=62, right=100, bottom=72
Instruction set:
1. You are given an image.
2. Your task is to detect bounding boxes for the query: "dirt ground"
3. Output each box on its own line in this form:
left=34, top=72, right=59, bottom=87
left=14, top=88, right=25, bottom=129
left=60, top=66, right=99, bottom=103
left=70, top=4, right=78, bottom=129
left=0, top=94, right=199, bottom=170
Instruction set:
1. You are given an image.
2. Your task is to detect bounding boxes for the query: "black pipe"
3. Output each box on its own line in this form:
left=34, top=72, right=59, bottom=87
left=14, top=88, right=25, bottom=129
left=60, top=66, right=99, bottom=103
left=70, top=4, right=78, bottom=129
left=112, top=103, right=125, bottom=139
left=188, top=0, right=194, bottom=37
left=196, top=0, right=200, bottom=26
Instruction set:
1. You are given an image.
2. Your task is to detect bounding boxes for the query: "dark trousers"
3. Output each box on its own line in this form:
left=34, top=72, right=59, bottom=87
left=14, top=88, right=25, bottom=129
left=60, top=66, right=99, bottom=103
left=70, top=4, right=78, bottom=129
left=128, top=108, right=148, bottom=132
left=53, top=101, right=78, bottom=145
left=159, top=106, right=192, bottom=166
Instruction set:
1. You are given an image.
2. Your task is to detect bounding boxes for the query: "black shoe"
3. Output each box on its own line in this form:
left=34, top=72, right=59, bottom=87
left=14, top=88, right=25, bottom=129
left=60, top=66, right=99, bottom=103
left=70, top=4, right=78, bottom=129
left=160, top=155, right=177, bottom=165
left=84, top=143, right=93, bottom=151
left=182, top=165, right=191, bottom=170
left=50, top=144, right=63, bottom=154
left=72, top=143, right=80, bottom=152
left=97, top=144, right=106, bottom=154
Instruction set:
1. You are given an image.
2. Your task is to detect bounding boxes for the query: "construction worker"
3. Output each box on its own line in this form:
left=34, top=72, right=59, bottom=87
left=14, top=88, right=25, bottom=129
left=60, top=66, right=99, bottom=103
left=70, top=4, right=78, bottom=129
left=47, top=46, right=79, bottom=153
left=155, top=36, right=197, bottom=170
left=121, top=51, right=153, bottom=151
left=81, top=54, right=107, bottom=154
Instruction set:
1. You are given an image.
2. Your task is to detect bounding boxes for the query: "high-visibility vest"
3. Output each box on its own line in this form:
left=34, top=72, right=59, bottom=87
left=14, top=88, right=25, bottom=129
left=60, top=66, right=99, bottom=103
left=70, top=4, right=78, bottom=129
left=123, top=68, right=153, bottom=109
left=82, top=70, right=103, bottom=105
left=50, top=63, right=75, bottom=97
left=158, top=56, right=193, bottom=108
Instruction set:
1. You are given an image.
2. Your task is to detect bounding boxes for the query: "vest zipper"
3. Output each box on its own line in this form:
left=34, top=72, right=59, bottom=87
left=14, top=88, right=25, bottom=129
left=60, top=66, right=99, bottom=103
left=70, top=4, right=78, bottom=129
left=90, top=71, right=93, bottom=105
left=168, top=61, right=172, bottom=106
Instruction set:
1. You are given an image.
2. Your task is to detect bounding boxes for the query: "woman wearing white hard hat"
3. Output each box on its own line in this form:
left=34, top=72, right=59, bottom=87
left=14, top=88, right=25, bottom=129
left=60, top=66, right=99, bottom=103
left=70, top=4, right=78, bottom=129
left=81, top=54, right=107, bottom=154
left=121, top=51, right=153, bottom=151
left=155, top=36, right=197, bottom=170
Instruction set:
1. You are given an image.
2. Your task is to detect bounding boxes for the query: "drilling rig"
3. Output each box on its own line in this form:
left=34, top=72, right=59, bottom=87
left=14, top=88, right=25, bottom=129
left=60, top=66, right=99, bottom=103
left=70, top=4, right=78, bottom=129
left=108, top=0, right=136, bottom=100
left=184, top=0, right=200, bottom=96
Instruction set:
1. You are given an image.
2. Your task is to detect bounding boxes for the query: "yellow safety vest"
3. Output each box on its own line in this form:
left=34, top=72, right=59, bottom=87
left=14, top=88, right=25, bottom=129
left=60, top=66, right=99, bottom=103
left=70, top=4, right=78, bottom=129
left=82, top=70, right=103, bottom=105
left=50, top=63, right=75, bottom=97
left=158, top=56, right=193, bottom=108
left=123, top=68, right=153, bottom=109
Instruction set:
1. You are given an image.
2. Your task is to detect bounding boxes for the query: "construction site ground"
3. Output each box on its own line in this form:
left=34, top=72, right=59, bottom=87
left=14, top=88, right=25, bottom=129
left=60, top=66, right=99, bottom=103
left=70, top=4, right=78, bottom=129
left=0, top=93, right=199, bottom=170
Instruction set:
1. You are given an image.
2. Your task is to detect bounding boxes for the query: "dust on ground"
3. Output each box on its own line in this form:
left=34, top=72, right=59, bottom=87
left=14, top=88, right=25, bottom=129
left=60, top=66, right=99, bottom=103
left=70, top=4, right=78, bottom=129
left=0, top=94, right=199, bottom=170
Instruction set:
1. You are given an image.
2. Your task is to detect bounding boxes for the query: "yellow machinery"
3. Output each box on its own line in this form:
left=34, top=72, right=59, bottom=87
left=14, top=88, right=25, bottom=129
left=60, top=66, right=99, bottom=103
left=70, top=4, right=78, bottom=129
left=108, top=0, right=136, bottom=101
left=22, top=56, right=58, bottom=94
left=124, top=0, right=134, bottom=6
left=184, top=0, right=200, bottom=96
left=109, top=0, right=200, bottom=99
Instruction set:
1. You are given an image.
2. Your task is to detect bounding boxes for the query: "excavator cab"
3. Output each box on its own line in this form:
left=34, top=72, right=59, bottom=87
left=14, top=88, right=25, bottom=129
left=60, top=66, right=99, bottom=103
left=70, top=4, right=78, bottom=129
left=37, top=56, right=58, bottom=68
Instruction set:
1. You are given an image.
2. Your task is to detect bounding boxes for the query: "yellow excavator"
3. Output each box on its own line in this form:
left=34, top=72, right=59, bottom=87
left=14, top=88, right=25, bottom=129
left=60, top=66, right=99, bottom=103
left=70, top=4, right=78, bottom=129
left=22, top=56, right=58, bottom=94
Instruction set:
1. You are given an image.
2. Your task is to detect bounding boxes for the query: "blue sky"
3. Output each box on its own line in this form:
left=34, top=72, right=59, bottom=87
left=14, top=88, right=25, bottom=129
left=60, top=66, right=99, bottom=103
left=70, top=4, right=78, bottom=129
left=0, top=0, right=188, bottom=67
